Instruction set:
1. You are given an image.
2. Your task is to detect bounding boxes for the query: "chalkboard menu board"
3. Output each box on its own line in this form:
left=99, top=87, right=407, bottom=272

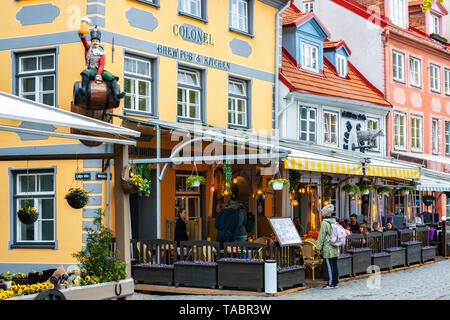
left=269, top=218, right=303, bottom=246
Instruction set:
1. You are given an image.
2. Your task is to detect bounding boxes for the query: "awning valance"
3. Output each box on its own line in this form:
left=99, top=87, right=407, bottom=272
left=284, top=149, right=363, bottom=175
left=416, top=169, right=450, bottom=191
left=365, top=159, right=420, bottom=179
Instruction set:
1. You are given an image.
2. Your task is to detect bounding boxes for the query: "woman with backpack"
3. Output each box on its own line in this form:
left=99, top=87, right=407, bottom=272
left=316, top=204, right=340, bottom=289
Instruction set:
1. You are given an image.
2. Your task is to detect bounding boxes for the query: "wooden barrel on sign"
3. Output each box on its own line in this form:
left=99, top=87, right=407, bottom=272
left=71, top=80, right=118, bottom=147
left=73, top=80, right=120, bottom=110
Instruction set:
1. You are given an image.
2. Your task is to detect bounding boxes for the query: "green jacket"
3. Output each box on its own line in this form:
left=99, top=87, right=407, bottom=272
left=315, top=217, right=339, bottom=259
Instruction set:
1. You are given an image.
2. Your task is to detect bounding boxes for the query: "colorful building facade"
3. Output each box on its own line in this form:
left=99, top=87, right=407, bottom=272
left=0, top=0, right=288, bottom=273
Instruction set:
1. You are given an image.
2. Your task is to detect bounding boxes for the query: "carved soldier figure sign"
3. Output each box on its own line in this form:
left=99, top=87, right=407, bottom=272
left=74, top=17, right=125, bottom=110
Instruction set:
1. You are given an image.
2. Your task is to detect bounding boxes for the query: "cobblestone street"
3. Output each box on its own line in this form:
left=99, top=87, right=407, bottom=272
left=132, top=258, right=450, bottom=300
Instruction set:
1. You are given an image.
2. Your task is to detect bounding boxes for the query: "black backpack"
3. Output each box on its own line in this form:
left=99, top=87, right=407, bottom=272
left=244, top=210, right=255, bottom=233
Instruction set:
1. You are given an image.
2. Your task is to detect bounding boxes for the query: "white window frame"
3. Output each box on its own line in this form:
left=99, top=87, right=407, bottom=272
left=410, top=115, right=423, bottom=152
left=429, top=13, right=440, bottom=34
left=445, top=68, right=450, bottom=95
left=323, top=110, right=338, bottom=146
left=431, top=118, right=441, bottom=155
left=394, top=112, right=407, bottom=150
left=298, top=105, right=317, bottom=143
left=228, top=79, right=248, bottom=127
left=230, top=0, right=249, bottom=33
left=301, top=42, right=319, bottom=72
left=179, top=0, right=202, bottom=18
left=303, top=1, right=313, bottom=12
left=390, top=0, right=406, bottom=28
left=392, top=50, right=405, bottom=82
left=123, top=55, right=152, bottom=114
left=14, top=171, right=56, bottom=244
left=366, top=117, right=380, bottom=151
left=177, top=68, right=202, bottom=121
left=17, top=53, right=56, bottom=107
left=409, top=56, right=422, bottom=88
left=446, top=121, right=450, bottom=155
left=336, top=54, right=347, bottom=78
left=430, top=64, right=441, bottom=93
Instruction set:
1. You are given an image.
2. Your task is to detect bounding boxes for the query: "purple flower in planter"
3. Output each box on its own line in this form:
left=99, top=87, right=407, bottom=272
left=135, top=262, right=174, bottom=268
left=175, top=260, right=218, bottom=266
left=403, top=240, right=421, bottom=245
left=219, top=258, right=264, bottom=263
left=277, top=265, right=303, bottom=272
left=339, top=253, right=351, bottom=257
left=422, top=245, right=435, bottom=249
left=386, top=246, right=402, bottom=250
left=371, top=251, right=389, bottom=256
left=347, top=248, right=371, bottom=253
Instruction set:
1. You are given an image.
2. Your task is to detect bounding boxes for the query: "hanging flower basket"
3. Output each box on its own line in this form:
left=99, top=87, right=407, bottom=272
left=120, top=166, right=139, bottom=195
left=421, top=195, right=435, bottom=207
left=377, top=186, right=393, bottom=197
left=17, top=206, right=38, bottom=225
left=399, top=187, right=414, bottom=196
left=65, top=187, right=90, bottom=209
left=268, top=179, right=289, bottom=190
left=186, top=175, right=205, bottom=188
left=359, top=184, right=374, bottom=195
left=343, top=183, right=360, bottom=195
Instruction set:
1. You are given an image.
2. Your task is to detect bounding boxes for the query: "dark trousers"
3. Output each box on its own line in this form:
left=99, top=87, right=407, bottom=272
left=324, top=257, right=339, bottom=286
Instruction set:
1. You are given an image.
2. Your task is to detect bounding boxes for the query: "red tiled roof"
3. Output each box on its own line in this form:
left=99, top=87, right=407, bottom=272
left=280, top=48, right=391, bottom=107
left=282, top=4, right=310, bottom=26
left=323, top=40, right=352, bottom=55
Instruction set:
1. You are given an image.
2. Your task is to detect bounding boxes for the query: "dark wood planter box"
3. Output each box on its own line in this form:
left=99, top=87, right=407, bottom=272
left=385, top=247, right=406, bottom=268
left=322, top=254, right=353, bottom=281
left=217, top=259, right=264, bottom=292
left=277, top=267, right=305, bottom=291
left=132, top=264, right=174, bottom=286
left=421, top=246, right=436, bottom=263
left=371, top=252, right=391, bottom=270
left=174, top=262, right=218, bottom=289
left=401, top=241, right=422, bottom=266
left=347, top=248, right=372, bottom=276
left=337, top=254, right=353, bottom=278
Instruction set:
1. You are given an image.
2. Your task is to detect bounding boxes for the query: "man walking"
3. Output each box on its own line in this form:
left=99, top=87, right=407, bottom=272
left=316, top=204, right=340, bottom=289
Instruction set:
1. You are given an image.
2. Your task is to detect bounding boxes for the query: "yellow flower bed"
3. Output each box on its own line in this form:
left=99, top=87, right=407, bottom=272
left=0, top=282, right=51, bottom=300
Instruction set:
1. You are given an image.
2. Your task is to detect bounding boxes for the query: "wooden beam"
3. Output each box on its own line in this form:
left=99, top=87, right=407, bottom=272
left=114, top=144, right=131, bottom=278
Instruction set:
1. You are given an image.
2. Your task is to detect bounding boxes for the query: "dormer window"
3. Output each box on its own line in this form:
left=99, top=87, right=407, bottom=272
left=303, top=1, right=314, bottom=12
left=390, top=0, right=406, bottom=28
left=301, top=42, right=318, bottom=72
left=336, top=54, right=347, bottom=77
left=429, top=13, right=440, bottom=34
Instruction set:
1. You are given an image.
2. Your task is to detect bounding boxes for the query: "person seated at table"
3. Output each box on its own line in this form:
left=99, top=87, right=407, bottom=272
left=384, top=221, right=395, bottom=232
left=359, top=223, right=369, bottom=244
left=293, top=217, right=303, bottom=235
left=372, top=221, right=382, bottom=233
left=362, top=215, right=369, bottom=225
left=349, top=214, right=360, bottom=233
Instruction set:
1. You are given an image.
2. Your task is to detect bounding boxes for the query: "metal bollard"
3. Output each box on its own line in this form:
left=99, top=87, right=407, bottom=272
left=264, top=260, right=277, bottom=294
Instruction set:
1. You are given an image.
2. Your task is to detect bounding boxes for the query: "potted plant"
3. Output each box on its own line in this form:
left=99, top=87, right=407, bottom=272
left=17, top=204, right=38, bottom=225
left=359, top=183, right=374, bottom=195
left=399, top=186, right=414, bottom=196
left=343, top=183, right=360, bottom=196
left=422, top=195, right=435, bottom=207
left=186, top=175, right=205, bottom=188
left=65, top=187, right=90, bottom=209
left=133, top=262, right=174, bottom=286
left=377, top=186, right=393, bottom=197
left=277, top=265, right=305, bottom=291
left=268, top=178, right=289, bottom=191
left=0, top=272, right=13, bottom=290
left=346, top=247, right=372, bottom=276
left=400, top=240, right=422, bottom=266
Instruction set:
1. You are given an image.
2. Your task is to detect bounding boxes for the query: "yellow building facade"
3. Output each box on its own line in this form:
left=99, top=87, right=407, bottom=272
left=0, top=0, right=287, bottom=272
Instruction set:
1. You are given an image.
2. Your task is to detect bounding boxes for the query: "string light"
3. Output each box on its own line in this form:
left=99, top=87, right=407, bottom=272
left=358, top=199, right=362, bottom=205
left=233, top=178, right=237, bottom=184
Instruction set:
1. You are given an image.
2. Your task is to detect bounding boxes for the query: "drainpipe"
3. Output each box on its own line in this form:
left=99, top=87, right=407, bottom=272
left=274, top=1, right=291, bottom=136
left=384, top=29, right=391, bottom=158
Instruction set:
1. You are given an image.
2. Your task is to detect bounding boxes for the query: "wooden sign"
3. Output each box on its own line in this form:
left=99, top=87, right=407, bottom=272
left=268, top=218, right=303, bottom=246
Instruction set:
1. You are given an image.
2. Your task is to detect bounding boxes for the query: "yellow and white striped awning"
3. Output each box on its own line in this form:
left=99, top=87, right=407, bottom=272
left=365, top=159, right=420, bottom=179
left=284, top=150, right=363, bottom=175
